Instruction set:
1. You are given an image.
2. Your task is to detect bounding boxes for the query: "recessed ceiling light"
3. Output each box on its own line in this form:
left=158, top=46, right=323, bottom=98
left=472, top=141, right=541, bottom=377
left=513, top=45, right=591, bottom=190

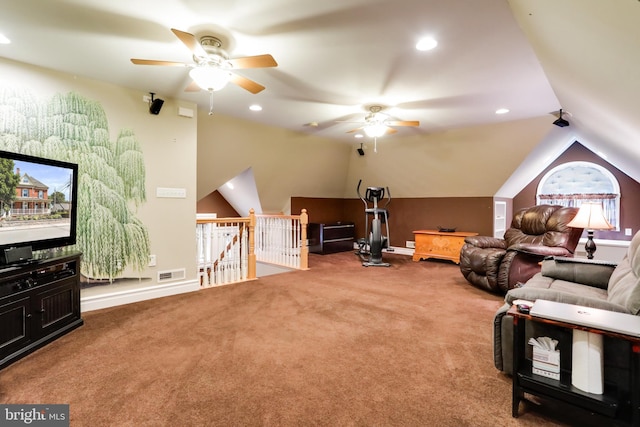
left=354, top=134, right=364, bottom=139
left=249, top=104, right=262, bottom=111
left=416, top=37, right=437, bottom=51
left=0, top=34, right=11, bottom=44
left=495, top=108, right=510, bottom=115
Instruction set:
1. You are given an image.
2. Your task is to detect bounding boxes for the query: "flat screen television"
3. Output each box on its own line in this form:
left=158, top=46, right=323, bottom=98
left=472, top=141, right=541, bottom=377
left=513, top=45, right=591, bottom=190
left=0, top=150, right=79, bottom=265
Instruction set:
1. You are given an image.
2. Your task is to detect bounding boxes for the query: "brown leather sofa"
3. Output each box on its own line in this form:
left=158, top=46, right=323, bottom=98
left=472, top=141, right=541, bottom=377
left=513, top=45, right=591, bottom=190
left=459, top=205, right=582, bottom=293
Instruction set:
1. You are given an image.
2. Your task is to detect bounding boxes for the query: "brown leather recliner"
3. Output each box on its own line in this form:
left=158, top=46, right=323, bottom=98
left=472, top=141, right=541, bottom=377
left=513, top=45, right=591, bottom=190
left=459, top=205, right=583, bottom=293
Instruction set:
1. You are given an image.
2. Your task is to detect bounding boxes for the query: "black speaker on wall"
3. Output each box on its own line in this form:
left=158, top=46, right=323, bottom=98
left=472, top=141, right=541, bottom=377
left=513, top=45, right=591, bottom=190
left=357, top=143, right=365, bottom=156
left=553, top=108, right=569, bottom=127
left=149, top=98, right=164, bottom=115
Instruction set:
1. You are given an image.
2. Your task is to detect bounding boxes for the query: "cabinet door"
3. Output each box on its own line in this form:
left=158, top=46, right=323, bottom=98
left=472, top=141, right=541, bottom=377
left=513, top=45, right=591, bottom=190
left=0, top=296, right=32, bottom=361
left=323, top=224, right=354, bottom=241
left=33, top=280, right=79, bottom=337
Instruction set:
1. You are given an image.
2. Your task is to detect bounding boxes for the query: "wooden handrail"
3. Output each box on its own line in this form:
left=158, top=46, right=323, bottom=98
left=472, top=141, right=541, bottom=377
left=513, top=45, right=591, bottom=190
left=255, top=208, right=309, bottom=270
left=197, top=208, right=308, bottom=288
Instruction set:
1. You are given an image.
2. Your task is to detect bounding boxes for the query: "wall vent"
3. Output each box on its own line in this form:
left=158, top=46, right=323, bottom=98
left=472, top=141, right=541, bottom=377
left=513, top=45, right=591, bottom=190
left=157, top=268, right=186, bottom=283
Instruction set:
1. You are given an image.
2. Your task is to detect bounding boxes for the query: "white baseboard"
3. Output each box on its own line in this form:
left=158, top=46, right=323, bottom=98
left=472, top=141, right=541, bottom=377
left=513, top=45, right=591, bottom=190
left=81, top=279, right=200, bottom=312
left=386, top=246, right=413, bottom=256
left=352, top=242, right=413, bottom=257
left=81, top=248, right=413, bottom=312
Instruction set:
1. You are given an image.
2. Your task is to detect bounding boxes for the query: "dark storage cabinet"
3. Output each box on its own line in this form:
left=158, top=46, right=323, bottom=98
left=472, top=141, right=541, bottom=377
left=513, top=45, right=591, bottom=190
left=308, top=222, right=355, bottom=254
left=0, top=251, right=83, bottom=370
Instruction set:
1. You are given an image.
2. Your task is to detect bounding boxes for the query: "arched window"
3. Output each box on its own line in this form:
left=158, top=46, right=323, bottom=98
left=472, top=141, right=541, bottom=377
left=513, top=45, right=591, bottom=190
left=536, top=161, right=620, bottom=230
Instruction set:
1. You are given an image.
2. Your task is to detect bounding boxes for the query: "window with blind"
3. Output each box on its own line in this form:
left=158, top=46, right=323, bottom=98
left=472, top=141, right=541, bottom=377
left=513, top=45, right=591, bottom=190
left=536, top=161, right=620, bottom=230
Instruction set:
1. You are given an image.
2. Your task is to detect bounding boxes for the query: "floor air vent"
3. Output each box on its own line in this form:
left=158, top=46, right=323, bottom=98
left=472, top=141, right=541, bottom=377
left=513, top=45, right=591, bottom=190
left=157, top=268, right=186, bottom=283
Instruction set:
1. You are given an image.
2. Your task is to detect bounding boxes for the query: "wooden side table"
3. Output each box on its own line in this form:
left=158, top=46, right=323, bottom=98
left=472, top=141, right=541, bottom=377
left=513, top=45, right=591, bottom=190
left=412, top=230, right=478, bottom=264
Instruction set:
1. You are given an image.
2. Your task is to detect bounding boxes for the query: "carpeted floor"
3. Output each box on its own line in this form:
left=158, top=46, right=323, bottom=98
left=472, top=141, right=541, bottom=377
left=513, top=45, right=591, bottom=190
left=0, top=252, right=615, bottom=426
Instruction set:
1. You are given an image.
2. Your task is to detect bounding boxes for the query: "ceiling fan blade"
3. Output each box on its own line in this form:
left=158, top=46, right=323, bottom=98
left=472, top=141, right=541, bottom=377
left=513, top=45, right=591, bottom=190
left=384, top=127, right=398, bottom=135
left=131, top=59, right=189, bottom=67
left=171, top=28, right=208, bottom=58
left=386, top=120, right=420, bottom=127
left=335, top=119, right=366, bottom=124
left=229, top=74, right=265, bottom=94
left=228, top=54, right=278, bottom=69
left=184, top=81, right=201, bottom=92
left=346, top=127, right=363, bottom=133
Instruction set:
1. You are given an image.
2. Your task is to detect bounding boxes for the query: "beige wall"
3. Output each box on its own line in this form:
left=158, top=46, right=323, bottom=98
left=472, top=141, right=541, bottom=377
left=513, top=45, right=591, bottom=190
left=197, top=111, right=352, bottom=213
left=0, top=58, right=198, bottom=298
left=197, top=109, right=552, bottom=214
left=344, top=116, right=553, bottom=198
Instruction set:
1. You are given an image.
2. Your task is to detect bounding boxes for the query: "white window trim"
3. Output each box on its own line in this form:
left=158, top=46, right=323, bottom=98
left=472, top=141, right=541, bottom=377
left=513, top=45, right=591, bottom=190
left=536, top=161, right=620, bottom=231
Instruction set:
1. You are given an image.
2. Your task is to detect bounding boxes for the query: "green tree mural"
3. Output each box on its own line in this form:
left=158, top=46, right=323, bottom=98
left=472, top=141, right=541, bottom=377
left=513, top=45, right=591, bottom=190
left=0, top=86, right=150, bottom=282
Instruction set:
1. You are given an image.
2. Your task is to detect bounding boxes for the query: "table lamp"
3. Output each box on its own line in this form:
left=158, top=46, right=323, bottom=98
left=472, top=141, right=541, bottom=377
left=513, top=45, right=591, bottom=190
left=567, top=202, right=614, bottom=259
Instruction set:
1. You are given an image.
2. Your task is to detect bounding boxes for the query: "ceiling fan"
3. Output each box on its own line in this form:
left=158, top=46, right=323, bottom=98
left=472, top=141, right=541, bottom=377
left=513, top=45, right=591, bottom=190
left=131, top=28, right=277, bottom=98
left=338, top=105, right=419, bottom=152
left=342, top=105, right=420, bottom=137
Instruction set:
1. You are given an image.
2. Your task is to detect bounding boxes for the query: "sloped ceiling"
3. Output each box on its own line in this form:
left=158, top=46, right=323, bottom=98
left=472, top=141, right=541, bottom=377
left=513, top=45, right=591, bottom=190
left=508, top=0, right=640, bottom=185
left=2, top=0, right=639, bottom=200
left=0, top=0, right=559, bottom=142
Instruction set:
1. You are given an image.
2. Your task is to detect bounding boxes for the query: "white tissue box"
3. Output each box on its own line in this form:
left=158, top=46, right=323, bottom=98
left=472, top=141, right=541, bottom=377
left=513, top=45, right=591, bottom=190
left=532, top=347, right=560, bottom=380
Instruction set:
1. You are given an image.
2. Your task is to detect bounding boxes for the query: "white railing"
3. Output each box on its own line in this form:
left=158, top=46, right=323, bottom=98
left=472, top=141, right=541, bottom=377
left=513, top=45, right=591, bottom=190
left=197, top=214, right=255, bottom=288
left=255, top=209, right=309, bottom=270
left=196, top=209, right=309, bottom=288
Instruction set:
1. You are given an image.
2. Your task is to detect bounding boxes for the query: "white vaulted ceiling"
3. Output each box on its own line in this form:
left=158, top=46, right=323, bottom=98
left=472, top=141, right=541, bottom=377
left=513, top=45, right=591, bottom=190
left=0, top=0, right=556, bottom=140
left=1, top=0, right=640, bottom=180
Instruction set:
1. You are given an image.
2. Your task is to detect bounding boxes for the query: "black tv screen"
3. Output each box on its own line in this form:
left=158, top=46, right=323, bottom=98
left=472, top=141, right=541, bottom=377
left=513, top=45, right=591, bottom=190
left=0, top=150, right=78, bottom=261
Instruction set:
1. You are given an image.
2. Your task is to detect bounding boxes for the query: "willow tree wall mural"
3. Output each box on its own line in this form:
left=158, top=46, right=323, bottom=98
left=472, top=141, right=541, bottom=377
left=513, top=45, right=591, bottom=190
left=0, top=86, right=150, bottom=283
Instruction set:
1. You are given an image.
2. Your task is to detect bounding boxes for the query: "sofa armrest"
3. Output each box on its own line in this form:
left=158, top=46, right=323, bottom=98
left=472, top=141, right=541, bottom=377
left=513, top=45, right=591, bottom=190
left=508, top=242, right=576, bottom=258
left=540, top=258, right=616, bottom=290
left=464, top=235, right=506, bottom=249
left=493, top=303, right=511, bottom=373
left=505, top=287, right=629, bottom=313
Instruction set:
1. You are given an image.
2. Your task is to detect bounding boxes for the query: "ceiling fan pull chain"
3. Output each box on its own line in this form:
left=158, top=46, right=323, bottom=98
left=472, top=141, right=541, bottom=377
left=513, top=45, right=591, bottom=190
left=374, top=137, right=378, bottom=153
left=208, top=90, right=214, bottom=115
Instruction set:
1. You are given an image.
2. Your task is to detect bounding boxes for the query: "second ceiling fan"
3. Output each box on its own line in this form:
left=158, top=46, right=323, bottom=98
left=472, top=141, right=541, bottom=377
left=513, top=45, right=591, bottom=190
left=342, top=105, right=420, bottom=137
left=131, top=28, right=277, bottom=95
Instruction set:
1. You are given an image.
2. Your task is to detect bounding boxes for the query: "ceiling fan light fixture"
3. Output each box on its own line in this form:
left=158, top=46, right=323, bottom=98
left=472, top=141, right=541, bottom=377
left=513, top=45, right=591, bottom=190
left=364, top=123, right=387, bottom=138
left=189, top=66, right=231, bottom=91
left=416, top=37, right=438, bottom=51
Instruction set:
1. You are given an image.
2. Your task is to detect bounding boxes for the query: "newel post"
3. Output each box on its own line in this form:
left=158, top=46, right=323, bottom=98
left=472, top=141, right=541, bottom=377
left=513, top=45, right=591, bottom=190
left=248, top=208, right=256, bottom=280
left=300, top=208, right=309, bottom=270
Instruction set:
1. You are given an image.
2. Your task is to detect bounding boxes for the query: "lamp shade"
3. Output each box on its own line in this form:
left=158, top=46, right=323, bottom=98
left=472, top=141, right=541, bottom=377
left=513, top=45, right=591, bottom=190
left=567, top=202, right=613, bottom=230
left=189, top=66, right=231, bottom=91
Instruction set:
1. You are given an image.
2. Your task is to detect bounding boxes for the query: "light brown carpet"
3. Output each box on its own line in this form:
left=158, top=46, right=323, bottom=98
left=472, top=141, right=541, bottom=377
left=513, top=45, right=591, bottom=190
left=0, top=252, right=612, bottom=426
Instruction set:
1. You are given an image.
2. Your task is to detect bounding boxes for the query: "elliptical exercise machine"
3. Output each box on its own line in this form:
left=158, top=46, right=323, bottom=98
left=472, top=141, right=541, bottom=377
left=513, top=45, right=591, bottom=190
left=356, top=180, right=392, bottom=267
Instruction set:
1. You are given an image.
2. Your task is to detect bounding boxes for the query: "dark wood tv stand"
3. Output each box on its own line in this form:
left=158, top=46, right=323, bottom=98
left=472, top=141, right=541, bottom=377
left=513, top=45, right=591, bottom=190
left=0, top=251, right=83, bottom=369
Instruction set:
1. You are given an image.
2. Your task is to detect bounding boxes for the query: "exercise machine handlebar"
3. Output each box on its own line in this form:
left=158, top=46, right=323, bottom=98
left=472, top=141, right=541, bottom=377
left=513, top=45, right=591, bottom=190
left=357, top=179, right=391, bottom=213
